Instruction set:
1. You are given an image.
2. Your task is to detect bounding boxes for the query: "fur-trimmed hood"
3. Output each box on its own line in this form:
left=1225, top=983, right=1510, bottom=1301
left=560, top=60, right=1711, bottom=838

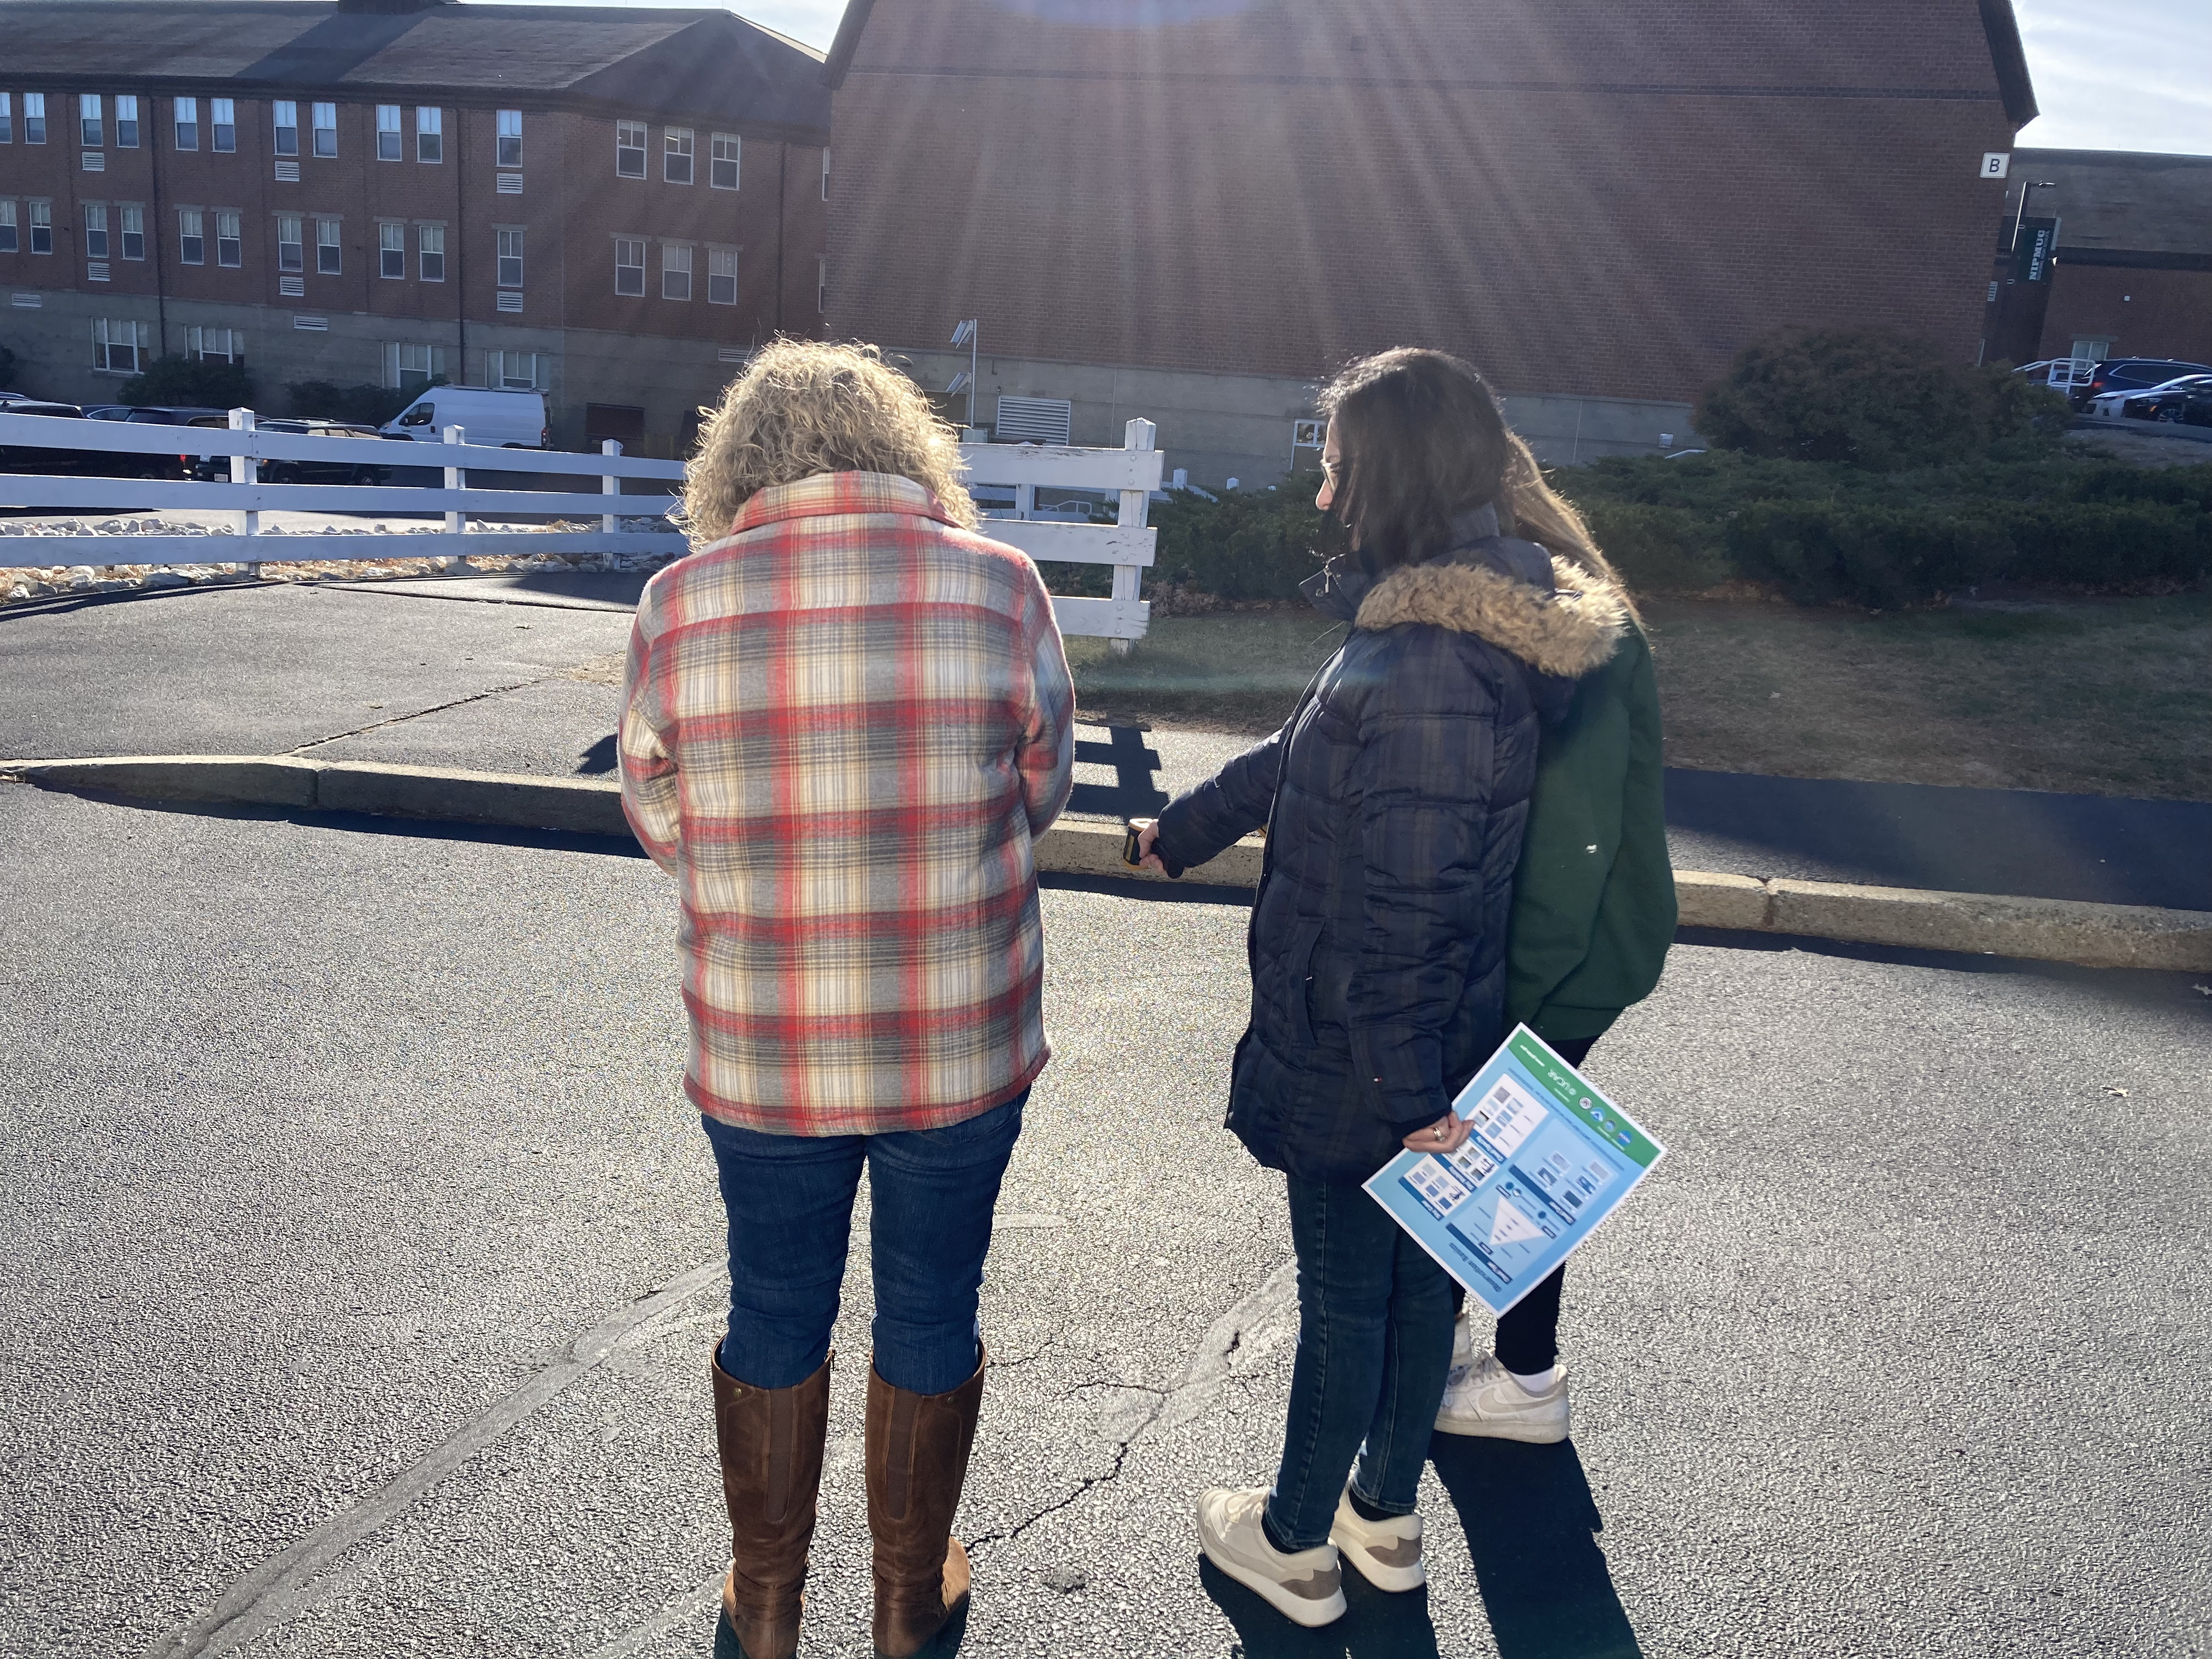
left=1355, top=549, right=1630, bottom=680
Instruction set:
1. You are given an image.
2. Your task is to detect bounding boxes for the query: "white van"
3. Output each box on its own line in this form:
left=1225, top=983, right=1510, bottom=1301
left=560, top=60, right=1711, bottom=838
left=380, top=386, right=548, bottom=448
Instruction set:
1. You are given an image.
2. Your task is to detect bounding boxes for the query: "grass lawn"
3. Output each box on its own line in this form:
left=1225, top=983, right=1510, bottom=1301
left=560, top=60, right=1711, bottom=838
left=1066, top=592, right=2212, bottom=802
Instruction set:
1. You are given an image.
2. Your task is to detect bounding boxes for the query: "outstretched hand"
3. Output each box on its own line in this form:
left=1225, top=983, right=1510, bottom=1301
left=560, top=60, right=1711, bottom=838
left=1403, top=1111, right=1473, bottom=1154
left=1130, top=818, right=1169, bottom=874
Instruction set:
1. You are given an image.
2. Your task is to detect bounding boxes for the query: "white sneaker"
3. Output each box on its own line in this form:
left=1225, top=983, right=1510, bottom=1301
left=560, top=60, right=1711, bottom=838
left=1195, top=1486, right=1347, bottom=1628
left=1434, top=1352, right=1571, bottom=1443
left=1328, top=1487, right=1425, bottom=1592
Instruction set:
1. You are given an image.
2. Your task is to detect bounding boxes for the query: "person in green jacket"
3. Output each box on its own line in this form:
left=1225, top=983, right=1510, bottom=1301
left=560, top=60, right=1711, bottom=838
left=1432, top=432, right=1677, bottom=1446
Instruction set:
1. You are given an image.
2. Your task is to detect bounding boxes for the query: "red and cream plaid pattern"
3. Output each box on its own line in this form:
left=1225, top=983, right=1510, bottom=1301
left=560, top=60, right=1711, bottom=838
left=620, top=471, right=1076, bottom=1135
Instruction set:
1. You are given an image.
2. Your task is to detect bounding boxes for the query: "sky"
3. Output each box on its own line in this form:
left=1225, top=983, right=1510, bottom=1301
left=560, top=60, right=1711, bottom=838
left=545, top=0, right=2212, bottom=159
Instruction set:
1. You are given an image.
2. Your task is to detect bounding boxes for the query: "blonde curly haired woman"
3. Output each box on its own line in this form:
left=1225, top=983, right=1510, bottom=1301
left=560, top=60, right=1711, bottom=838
left=619, top=341, right=1075, bottom=1659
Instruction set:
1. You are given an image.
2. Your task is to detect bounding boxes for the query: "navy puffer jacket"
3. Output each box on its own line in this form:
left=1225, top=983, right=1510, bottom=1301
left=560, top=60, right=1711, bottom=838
left=1154, top=509, right=1629, bottom=1185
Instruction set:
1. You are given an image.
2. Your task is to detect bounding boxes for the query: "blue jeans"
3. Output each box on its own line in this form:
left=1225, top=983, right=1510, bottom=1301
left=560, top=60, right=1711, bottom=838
left=700, top=1094, right=1025, bottom=1396
left=1267, top=1173, right=1458, bottom=1550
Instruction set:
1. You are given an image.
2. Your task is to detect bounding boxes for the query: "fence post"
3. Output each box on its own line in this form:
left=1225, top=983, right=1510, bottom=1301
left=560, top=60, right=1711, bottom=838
left=443, top=425, right=466, bottom=538
left=601, top=439, right=622, bottom=535
left=1110, top=417, right=1155, bottom=657
left=228, top=405, right=260, bottom=573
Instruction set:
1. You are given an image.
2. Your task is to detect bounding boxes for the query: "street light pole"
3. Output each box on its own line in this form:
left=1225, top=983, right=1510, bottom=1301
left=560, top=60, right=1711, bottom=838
left=2011, top=178, right=2057, bottom=251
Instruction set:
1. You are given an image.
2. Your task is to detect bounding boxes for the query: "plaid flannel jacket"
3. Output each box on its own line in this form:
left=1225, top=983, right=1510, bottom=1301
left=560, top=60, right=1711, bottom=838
left=619, top=471, right=1076, bottom=1136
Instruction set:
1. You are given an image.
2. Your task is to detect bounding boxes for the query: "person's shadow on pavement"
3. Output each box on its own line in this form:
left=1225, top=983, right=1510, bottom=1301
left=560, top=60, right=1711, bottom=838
left=1428, top=1435, right=1642, bottom=1658
left=578, top=733, right=618, bottom=775
left=1199, top=1556, right=1443, bottom=1659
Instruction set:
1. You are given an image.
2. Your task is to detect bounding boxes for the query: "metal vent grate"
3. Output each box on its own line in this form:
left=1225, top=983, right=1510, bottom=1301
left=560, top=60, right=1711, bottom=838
left=716, top=346, right=747, bottom=363
left=86, top=261, right=110, bottom=281
left=291, top=314, right=327, bottom=331
left=274, top=160, right=300, bottom=182
left=10, top=292, right=42, bottom=308
left=495, top=291, right=523, bottom=312
left=279, top=275, right=305, bottom=297
left=993, top=396, right=1073, bottom=445
left=496, top=173, right=523, bottom=194
left=82, top=151, right=105, bottom=172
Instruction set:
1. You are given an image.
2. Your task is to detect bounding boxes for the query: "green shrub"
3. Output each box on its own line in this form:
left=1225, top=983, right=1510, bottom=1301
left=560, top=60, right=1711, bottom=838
left=1695, top=329, right=2069, bottom=471
left=1723, top=503, right=2012, bottom=607
left=116, top=353, right=254, bottom=409
left=0, top=343, right=18, bottom=391
left=1997, top=502, right=2212, bottom=588
left=1147, top=471, right=1344, bottom=601
left=285, top=378, right=440, bottom=426
left=1578, top=500, right=1731, bottom=591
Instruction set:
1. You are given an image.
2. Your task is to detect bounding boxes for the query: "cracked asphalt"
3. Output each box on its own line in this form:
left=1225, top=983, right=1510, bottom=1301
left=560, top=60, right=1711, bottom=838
left=4, top=782, right=2209, bottom=1659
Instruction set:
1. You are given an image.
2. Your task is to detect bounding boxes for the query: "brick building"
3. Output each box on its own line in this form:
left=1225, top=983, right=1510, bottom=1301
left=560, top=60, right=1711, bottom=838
left=1985, top=149, right=2212, bottom=370
left=0, top=0, right=828, bottom=453
left=822, top=0, right=2039, bottom=484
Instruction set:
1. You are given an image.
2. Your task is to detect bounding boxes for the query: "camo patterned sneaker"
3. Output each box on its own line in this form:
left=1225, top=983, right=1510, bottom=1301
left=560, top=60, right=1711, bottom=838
left=1328, top=1487, right=1425, bottom=1592
left=1434, top=1352, right=1571, bottom=1443
left=1196, top=1486, right=1347, bottom=1628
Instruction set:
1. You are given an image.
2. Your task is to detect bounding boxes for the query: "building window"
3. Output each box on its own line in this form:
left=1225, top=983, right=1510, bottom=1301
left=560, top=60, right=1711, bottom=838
left=710, top=133, right=740, bottom=190
left=664, top=127, right=693, bottom=184
left=120, top=205, right=144, bottom=260
left=418, top=222, right=444, bottom=281
left=376, top=104, right=400, bottom=161
left=273, top=100, right=299, bottom=157
left=496, top=109, right=522, bottom=167
left=616, top=120, right=646, bottom=178
left=662, top=242, right=691, bottom=300
left=311, top=102, right=337, bottom=159
left=708, top=246, right=738, bottom=305
left=416, top=107, right=442, bottom=163
left=379, top=221, right=404, bottom=278
left=821, top=146, right=830, bottom=201
left=116, top=95, right=140, bottom=149
left=315, top=216, right=340, bottom=274
left=178, top=207, right=204, bottom=264
left=488, top=350, right=540, bottom=390
left=496, top=227, right=522, bottom=289
left=211, top=98, right=235, bottom=153
left=0, top=201, right=16, bottom=254
left=216, top=210, right=241, bottom=267
left=187, top=325, right=241, bottom=363
left=93, top=317, right=149, bottom=374
left=614, top=236, right=644, bottom=296
left=276, top=214, right=303, bottom=273
left=385, top=341, right=446, bottom=393
left=0, top=93, right=12, bottom=145
left=173, top=97, right=198, bottom=151
left=817, top=256, right=827, bottom=314
left=80, top=94, right=103, bottom=149
left=29, top=199, right=52, bottom=254
left=84, top=203, right=109, bottom=259
left=24, top=93, right=47, bottom=146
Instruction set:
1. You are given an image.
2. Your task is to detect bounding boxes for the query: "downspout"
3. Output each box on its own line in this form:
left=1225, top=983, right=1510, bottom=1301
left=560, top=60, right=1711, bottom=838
left=454, top=103, right=467, bottom=380
left=775, top=139, right=787, bottom=335
left=147, top=84, right=169, bottom=359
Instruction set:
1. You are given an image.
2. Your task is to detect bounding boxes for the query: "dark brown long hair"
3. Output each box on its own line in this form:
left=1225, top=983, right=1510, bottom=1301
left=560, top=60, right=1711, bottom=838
left=1318, top=348, right=1511, bottom=571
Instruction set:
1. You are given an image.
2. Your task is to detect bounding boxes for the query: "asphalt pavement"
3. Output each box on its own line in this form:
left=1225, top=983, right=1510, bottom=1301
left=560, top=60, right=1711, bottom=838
left=3, top=784, right=2208, bottom=1659
left=4, top=575, right=2207, bottom=909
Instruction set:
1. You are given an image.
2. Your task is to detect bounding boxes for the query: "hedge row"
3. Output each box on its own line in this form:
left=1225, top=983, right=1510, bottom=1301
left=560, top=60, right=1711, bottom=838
left=1125, top=455, right=2212, bottom=610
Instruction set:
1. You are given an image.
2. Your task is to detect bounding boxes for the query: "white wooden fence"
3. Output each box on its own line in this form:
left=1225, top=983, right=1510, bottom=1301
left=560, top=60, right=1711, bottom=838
left=0, top=405, right=1161, bottom=642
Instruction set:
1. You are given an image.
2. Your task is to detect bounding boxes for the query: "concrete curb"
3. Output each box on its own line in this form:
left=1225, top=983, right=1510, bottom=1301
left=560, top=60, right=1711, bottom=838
left=7, top=755, right=2209, bottom=972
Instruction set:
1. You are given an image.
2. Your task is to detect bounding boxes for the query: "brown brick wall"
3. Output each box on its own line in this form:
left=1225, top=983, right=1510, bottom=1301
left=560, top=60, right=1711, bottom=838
left=2040, top=265, right=2212, bottom=367
left=827, top=0, right=2021, bottom=402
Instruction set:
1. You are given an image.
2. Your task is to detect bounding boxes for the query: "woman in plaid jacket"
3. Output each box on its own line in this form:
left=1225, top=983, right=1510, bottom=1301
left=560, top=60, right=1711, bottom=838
left=619, top=342, right=1074, bottom=1659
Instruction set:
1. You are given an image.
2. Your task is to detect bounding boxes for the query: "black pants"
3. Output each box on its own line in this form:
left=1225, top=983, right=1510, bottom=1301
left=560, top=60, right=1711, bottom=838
left=1448, top=1033, right=1596, bottom=1374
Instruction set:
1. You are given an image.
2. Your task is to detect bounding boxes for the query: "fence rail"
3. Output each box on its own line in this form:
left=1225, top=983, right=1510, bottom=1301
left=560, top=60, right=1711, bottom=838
left=2, top=407, right=1161, bottom=641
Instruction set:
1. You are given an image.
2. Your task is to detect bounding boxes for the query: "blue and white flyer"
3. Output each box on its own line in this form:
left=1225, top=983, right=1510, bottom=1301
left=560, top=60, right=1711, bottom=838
left=1363, top=1026, right=1667, bottom=1318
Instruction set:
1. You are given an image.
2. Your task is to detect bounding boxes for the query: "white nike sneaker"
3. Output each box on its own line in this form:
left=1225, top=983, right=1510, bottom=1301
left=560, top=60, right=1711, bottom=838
left=1434, top=1352, right=1571, bottom=1443
left=1450, top=1304, right=1477, bottom=1373
left=1328, top=1486, right=1425, bottom=1592
left=1196, top=1486, right=1347, bottom=1628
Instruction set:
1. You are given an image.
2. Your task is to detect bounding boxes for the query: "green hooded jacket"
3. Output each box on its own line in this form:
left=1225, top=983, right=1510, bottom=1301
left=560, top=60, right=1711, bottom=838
left=1504, top=619, right=1675, bottom=1042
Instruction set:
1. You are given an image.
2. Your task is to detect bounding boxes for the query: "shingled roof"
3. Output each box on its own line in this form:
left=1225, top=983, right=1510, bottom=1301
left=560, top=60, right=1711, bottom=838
left=0, top=1, right=829, bottom=138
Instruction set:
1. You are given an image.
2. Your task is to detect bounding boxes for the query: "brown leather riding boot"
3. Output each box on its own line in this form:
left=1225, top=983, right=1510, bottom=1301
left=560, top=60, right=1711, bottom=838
left=711, top=1347, right=833, bottom=1659
left=865, top=1350, right=987, bottom=1659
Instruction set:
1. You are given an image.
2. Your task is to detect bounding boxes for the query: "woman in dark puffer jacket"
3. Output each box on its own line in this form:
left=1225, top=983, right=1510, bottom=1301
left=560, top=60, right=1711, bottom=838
left=1134, top=349, right=1629, bottom=1629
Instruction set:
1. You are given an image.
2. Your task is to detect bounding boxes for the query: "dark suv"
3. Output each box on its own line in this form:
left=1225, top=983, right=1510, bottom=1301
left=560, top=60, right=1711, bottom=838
left=2075, top=358, right=2212, bottom=409
left=184, top=417, right=396, bottom=486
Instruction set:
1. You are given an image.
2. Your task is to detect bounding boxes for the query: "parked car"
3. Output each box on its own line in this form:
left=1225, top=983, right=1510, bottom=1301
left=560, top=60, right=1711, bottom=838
left=0, top=401, right=108, bottom=474
left=184, top=417, right=396, bottom=486
left=2086, top=374, right=2212, bottom=419
left=2121, top=382, right=2212, bottom=427
left=379, top=386, right=549, bottom=449
left=2072, top=358, right=2212, bottom=410
left=82, top=404, right=136, bottom=421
